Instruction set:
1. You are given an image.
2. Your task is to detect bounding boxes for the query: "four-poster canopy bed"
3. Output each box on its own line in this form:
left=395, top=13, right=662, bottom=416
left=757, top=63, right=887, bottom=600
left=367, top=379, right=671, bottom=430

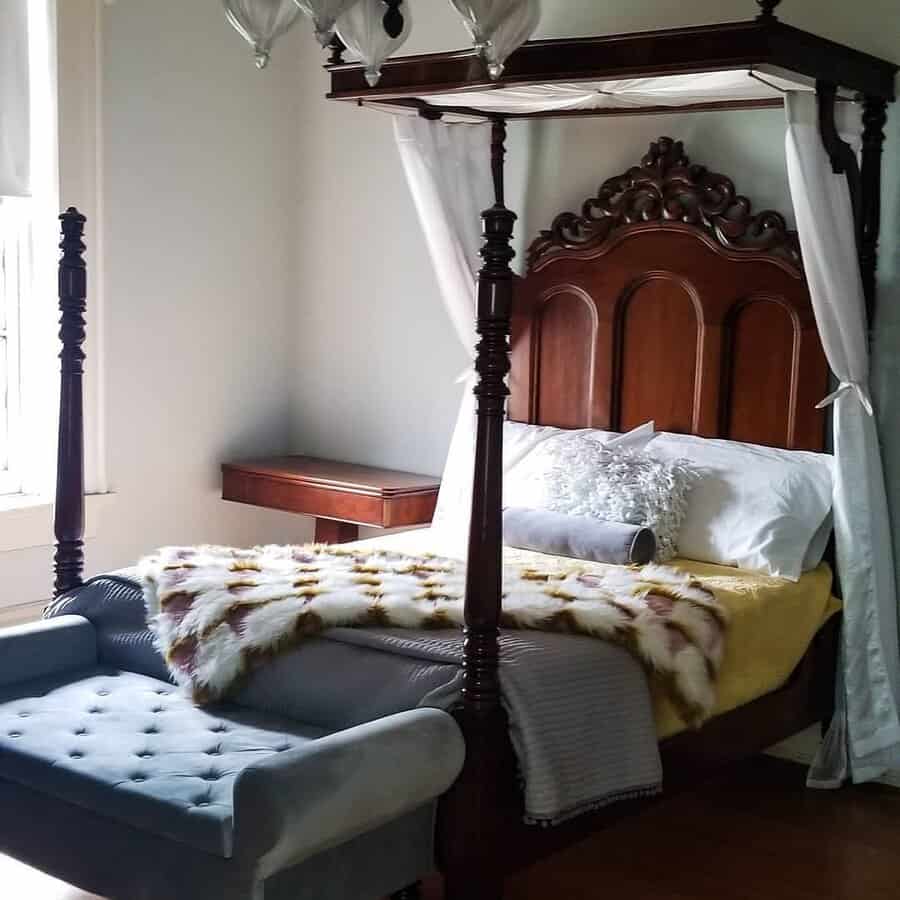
left=30, top=1, right=900, bottom=898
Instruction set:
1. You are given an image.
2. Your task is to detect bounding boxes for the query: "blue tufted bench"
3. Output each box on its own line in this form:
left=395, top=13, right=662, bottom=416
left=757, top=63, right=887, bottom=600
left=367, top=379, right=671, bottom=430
left=0, top=584, right=466, bottom=900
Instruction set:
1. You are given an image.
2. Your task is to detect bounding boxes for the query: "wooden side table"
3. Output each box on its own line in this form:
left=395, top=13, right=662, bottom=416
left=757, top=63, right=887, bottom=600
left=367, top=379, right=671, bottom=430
left=221, top=456, right=441, bottom=543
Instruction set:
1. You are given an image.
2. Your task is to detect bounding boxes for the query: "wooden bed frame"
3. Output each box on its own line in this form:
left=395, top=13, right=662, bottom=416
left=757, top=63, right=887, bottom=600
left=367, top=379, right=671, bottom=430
left=50, top=3, right=894, bottom=899
left=437, top=134, right=841, bottom=900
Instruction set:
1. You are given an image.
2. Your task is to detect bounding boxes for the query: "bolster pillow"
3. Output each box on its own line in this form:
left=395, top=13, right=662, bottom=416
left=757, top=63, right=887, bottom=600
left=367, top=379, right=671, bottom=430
left=503, top=507, right=656, bottom=565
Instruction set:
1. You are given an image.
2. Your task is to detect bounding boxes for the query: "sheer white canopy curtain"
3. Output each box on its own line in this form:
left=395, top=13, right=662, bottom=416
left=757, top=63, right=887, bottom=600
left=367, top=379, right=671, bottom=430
left=785, top=92, right=900, bottom=787
left=0, top=0, right=31, bottom=197
left=394, top=114, right=494, bottom=546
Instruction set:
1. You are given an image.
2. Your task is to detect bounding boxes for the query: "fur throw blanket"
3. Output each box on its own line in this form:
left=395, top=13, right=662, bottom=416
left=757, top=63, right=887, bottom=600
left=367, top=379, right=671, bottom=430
left=140, top=544, right=729, bottom=725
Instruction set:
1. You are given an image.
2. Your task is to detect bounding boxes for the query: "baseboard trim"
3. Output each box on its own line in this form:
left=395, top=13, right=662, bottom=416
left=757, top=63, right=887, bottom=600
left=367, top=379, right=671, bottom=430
left=0, top=600, right=46, bottom=628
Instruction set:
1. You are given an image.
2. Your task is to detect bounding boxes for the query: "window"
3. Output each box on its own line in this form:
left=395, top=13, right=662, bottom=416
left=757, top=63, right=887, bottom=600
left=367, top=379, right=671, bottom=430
left=0, top=1, right=105, bottom=514
left=0, top=199, right=27, bottom=494
left=0, top=0, right=59, bottom=500
left=0, top=1, right=106, bottom=557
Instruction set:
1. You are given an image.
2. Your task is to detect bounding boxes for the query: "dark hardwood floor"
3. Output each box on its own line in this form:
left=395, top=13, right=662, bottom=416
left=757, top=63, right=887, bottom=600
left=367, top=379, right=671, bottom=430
left=422, top=756, right=900, bottom=900
left=4, top=757, right=897, bottom=899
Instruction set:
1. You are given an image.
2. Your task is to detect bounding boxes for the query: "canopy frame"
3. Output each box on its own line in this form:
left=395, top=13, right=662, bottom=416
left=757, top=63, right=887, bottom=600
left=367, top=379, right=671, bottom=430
left=326, top=16, right=897, bottom=113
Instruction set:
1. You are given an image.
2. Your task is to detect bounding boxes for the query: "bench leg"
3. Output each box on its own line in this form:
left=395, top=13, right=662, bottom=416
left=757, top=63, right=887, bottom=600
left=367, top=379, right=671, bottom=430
left=391, top=884, right=422, bottom=900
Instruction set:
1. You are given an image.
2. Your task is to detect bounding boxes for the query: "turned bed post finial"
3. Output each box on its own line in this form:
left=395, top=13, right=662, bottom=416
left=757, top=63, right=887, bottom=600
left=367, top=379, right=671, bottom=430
left=382, top=0, right=405, bottom=39
left=53, top=208, right=87, bottom=598
left=859, top=95, right=887, bottom=330
left=443, top=116, right=514, bottom=900
left=756, top=0, right=783, bottom=19
left=326, top=34, right=346, bottom=66
left=490, top=117, right=507, bottom=206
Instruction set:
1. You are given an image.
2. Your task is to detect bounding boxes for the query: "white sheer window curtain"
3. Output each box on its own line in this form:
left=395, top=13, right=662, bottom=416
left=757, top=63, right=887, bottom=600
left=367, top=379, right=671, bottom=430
left=393, top=115, right=494, bottom=547
left=0, top=0, right=31, bottom=197
left=0, top=0, right=59, bottom=500
left=785, top=91, right=900, bottom=786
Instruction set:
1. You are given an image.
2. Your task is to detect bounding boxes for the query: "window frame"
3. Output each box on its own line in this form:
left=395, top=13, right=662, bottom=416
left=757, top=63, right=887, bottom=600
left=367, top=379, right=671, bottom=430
left=0, top=0, right=111, bottom=559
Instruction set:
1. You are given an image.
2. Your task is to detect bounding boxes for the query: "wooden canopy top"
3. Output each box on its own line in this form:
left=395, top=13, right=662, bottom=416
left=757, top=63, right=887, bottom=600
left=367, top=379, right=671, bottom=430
left=326, top=16, right=897, bottom=118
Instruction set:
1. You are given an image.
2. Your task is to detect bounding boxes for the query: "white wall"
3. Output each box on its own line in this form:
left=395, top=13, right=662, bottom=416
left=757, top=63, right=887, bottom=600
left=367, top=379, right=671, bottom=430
left=93, top=0, right=315, bottom=564
left=0, top=0, right=312, bottom=609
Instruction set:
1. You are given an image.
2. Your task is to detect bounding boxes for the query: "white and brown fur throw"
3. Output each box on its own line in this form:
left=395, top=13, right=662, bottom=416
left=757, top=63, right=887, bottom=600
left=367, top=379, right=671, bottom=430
left=140, top=544, right=728, bottom=725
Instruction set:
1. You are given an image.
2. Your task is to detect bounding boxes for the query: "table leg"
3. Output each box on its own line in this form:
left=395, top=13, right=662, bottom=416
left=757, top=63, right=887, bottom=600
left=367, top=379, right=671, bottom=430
left=314, top=518, right=360, bottom=544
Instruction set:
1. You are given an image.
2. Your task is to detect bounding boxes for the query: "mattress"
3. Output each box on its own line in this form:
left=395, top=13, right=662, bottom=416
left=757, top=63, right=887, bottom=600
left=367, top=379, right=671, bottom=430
left=353, top=528, right=840, bottom=738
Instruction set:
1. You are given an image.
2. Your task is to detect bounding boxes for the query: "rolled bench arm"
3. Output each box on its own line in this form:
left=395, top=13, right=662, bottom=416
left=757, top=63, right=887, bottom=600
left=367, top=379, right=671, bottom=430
left=0, top=616, right=97, bottom=687
left=234, top=707, right=465, bottom=878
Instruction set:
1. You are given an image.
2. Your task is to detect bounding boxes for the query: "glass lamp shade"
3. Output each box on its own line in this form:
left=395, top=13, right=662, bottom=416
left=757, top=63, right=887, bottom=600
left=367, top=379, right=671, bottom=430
left=451, top=0, right=539, bottom=79
left=336, top=0, right=412, bottom=87
left=448, top=0, right=507, bottom=50
left=223, top=0, right=303, bottom=69
left=293, top=0, right=359, bottom=47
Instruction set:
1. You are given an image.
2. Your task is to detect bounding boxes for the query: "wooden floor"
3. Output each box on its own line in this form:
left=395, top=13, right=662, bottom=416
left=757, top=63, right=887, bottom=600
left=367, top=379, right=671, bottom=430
left=4, top=757, right=898, bottom=900
left=429, top=757, right=900, bottom=900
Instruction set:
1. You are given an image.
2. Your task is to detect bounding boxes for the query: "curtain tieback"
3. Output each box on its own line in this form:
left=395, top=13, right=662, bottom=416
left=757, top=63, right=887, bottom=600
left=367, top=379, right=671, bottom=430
left=816, top=381, right=874, bottom=416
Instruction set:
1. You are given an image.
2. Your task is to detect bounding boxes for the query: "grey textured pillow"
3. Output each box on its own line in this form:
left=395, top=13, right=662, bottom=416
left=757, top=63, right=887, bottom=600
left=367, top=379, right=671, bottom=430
left=539, top=440, right=697, bottom=561
left=503, top=507, right=656, bottom=566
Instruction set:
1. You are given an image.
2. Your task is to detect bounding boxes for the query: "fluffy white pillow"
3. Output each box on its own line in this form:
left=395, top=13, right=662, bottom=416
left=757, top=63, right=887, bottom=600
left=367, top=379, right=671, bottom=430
left=518, top=438, right=696, bottom=561
left=503, top=421, right=658, bottom=508
left=433, top=419, right=657, bottom=534
left=647, top=433, right=834, bottom=579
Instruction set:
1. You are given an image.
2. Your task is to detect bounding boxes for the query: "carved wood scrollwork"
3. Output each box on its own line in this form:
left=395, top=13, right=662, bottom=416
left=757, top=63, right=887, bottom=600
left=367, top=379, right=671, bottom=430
left=528, top=137, right=802, bottom=272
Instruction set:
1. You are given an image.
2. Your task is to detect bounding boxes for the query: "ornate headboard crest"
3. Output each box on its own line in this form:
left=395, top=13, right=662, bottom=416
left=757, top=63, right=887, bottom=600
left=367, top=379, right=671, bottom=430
left=527, top=137, right=801, bottom=272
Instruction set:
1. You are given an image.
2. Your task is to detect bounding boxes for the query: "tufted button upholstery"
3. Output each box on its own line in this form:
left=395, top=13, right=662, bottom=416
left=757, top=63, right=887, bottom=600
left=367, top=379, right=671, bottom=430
left=0, top=666, right=329, bottom=858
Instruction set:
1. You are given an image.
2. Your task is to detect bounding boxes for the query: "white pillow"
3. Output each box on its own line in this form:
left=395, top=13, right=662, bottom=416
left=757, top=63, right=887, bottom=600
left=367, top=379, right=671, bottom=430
left=802, top=512, right=833, bottom=571
left=536, top=440, right=697, bottom=561
left=647, top=433, right=834, bottom=580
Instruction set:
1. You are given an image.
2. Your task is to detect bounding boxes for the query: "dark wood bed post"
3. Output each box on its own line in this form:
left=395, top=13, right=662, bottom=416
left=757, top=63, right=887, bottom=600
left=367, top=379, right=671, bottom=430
left=441, top=117, right=515, bottom=900
left=816, top=82, right=863, bottom=243
left=859, top=96, right=888, bottom=327
left=817, top=82, right=889, bottom=329
left=53, top=208, right=87, bottom=598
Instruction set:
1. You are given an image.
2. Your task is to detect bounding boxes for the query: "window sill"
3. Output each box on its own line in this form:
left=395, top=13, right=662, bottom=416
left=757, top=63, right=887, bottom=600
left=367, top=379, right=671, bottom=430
left=0, top=493, right=116, bottom=553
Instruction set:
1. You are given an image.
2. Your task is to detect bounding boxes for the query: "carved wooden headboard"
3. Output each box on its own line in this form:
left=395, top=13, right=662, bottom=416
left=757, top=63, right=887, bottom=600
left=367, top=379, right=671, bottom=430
left=509, top=137, right=829, bottom=452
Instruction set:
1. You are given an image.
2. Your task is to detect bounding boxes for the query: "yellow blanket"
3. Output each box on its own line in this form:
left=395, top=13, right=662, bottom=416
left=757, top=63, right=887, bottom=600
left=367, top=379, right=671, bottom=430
left=654, top=558, right=839, bottom=737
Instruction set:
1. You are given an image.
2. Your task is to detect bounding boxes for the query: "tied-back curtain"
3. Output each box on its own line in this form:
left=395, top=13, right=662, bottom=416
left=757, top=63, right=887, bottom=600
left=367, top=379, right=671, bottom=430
left=393, top=115, right=492, bottom=351
left=785, top=92, right=900, bottom=785
left=0, top=0, right=31, bottom=197
left=393, top=115, right=494, bottom=540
